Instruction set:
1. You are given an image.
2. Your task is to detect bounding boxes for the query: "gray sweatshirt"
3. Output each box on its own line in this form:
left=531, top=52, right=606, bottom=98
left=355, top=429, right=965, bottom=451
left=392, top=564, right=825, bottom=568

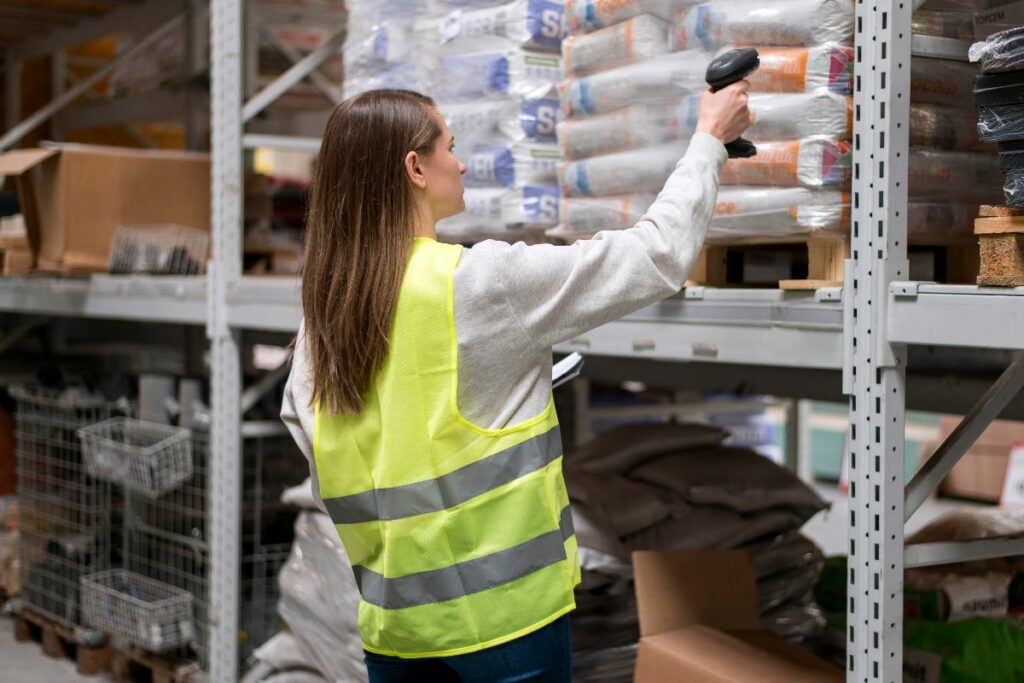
left=281, top=132, right=727, bottom=507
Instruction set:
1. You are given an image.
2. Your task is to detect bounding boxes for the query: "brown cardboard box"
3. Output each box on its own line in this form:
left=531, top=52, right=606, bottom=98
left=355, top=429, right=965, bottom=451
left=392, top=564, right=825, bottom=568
left=975, top=0, right=1024, bottom=40
left=0, top=144, right=209, bottom=273
left=931, top=416, right=1024, bottom=502
left=633, top=550, right=842, bottom=683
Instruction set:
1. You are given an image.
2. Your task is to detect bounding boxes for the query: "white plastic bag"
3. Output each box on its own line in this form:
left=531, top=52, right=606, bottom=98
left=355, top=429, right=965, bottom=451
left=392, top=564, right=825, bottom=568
left=464, top=142, right=561, bottom=187
left=562, top=14, right=671, bottom=77
left=559, top=143, right=688, bottom=196
left=672, top=0, right=854, bottom=51
left=433, top=44, right=563, bottom=101
left=437, top=184, right=561, bottom=236
left=720, top=137, right=852, bottom=188
left=442, top=93, right=561, bottom=144
left=558, top=91, right=850, bottom=160
left=566, top=0, right=682, bottom=33
left=434, top=0, right=567, bottom=51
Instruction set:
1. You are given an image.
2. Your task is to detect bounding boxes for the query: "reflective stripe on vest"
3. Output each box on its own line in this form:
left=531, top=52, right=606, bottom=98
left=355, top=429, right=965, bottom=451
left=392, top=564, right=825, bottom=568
left=312, top=238, right=581, bottom=658
left=352, top=505, right=575, bottom=610
left=322, top=425, right=562, bottom=523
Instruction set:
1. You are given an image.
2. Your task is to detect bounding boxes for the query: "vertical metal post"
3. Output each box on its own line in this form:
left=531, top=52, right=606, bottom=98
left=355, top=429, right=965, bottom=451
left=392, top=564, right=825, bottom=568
left=847, top=0, right=911, bottom=680
left=209, top=0, right=243, bottom=681
left=4, top=60, right=21, bottom=133
left=51, top=52, right=67, bottom=142
left=184, top=0, right=208, bottom=150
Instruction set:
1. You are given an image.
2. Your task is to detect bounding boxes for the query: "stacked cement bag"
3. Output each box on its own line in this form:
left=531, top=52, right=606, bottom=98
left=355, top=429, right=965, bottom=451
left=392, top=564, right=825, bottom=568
left=429, top=0, right=567, bottom=241
left=552, top=0, right=997, bottom=245
left=553, top=0, right=856, bottom=241
left=564, top=422, right=828, bottom=682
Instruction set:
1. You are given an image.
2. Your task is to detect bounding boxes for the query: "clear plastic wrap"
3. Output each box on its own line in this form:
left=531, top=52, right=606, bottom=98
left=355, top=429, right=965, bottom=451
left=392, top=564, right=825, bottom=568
left=432, top=43, right=563, bottom=101
left=672, top=0, right=854, bottom=52
left=559, top=143, right=689, bottom=196
left=432, top=0, right=567, bottom=52
left=342, top=62, right=431, bottom=99
left=558, top=91, right=851, bottom=160
left=1005, top=169, right=1024, bottom=208
left=342, top=20, right=419, bottom=73
left=912, top=103, right=990, bottom=150
left=437, top=184, right=561, bottom=236
left=970, top=27, right=1024, bottom=75
left=910, top=57, right=977, bottom=107
left=560, top=45, right=852, bottom=118
left=913, top=7, right=976, bottom=41
left=562, top=14, right=671, bottom=77
left=762, top=599, right=827, bottom=642
left=909, top=150, right=1004, bottom=203
left=720, top=137, right=852, bottom=188
left=463, top=141, right=560, bottom=187
left=978, top=104, right=1024, bottom=143
left=566, top=0, right=682, bottom=33
left=441, top=93, right=561, bottom=145
left=276, top=512, right=367, bottom=683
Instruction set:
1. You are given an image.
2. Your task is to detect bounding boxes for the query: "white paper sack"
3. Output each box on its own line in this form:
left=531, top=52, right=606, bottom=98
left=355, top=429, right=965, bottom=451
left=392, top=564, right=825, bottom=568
left=910, top=57, right=976, bottom=107
left=549, top=195, right=657, bottom=238
left=432, top=45, right=562, bottom=101
left=909, top=150, right=1003, bottom=203
left=435, top=0, right=567, bottom=52
left=566, top=0, right=683, bottom=33
left=560, top=50, right=709, bottom=118
left=559, top=143, right=688, bottom=197
left=747, top=45, right=854, bottom=95
left=438, top=185, right=561, bottom=236
left=562, top=14, right=670, bottom=77
left=464, top=142, right=561, bottom=187
left=276, top=512, right=367, bottom=683
left=558, top=91, right=849, bottom=160
left=720, top=137, right=852, bottom=188
left=710, top=186, right=846, bottom=237
left=672, top=0, right=854, bottom=51
left=441, top=94, right=561, bottom=145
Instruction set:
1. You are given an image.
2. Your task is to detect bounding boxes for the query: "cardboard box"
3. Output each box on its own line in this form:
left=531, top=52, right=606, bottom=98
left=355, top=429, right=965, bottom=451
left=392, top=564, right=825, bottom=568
left=633, top=550, right=842, bottom=683
left=0, top=144, right=210, bottom=273
left=929, top=416, right=1024, bottom=502
left=975, top=0, right=1024, bottom=40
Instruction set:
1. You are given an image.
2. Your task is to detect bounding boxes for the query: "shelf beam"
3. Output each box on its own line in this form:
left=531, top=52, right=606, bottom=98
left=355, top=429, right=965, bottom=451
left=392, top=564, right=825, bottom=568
left=904, top=353, right=1024, bottom=522
left=905, top=539, right=1024, bottom=568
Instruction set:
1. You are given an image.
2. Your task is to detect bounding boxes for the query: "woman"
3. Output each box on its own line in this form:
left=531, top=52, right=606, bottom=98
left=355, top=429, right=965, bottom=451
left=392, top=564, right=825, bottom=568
left=282, top=86, right=752, bottom=682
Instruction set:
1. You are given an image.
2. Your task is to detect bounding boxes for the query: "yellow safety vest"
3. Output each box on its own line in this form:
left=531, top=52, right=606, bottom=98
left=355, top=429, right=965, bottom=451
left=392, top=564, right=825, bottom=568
left=313, top=237, right=580, bottom=658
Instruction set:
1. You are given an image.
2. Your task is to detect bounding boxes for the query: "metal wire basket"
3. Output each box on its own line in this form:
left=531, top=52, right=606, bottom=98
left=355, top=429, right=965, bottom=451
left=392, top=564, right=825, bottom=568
left=78, top=418, right=192, bottom=498
left=80, top=569, right=195, bottom=652
left=109, top=224, right=209, bottom=275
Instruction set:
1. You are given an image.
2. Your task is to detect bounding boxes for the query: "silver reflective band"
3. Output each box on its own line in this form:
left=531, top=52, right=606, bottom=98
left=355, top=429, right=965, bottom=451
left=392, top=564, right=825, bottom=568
left=323, top=426, right=562, bottom=523
left=353, top=504, right=576, bottom=610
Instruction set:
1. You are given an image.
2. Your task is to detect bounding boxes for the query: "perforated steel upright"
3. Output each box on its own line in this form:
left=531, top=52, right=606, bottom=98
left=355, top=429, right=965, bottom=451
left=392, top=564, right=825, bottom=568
left=209, top=0, right=244, bottom=681
left=846, top=0, right=912, bottom=680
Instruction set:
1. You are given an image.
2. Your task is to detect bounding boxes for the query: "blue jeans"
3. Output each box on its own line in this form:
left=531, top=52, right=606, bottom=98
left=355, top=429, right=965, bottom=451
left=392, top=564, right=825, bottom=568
left=363, top=614, right=573, bottom=683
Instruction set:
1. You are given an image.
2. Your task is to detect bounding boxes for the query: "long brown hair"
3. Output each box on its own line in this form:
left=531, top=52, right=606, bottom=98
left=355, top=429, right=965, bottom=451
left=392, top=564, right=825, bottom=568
left=302, top=89, right=442, bottom=414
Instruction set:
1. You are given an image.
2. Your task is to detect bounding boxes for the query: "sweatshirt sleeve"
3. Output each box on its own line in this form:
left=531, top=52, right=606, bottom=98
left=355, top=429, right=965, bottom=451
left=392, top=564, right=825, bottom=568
left=466, top=132, right=727, bottom=351
left=280, top=325, right=327, bottom=514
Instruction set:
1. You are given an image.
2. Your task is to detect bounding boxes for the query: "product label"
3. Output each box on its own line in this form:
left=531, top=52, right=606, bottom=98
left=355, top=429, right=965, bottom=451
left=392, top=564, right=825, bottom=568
left=903, top=647, right=942, bottom=683
left=526, top=0, right=567, bottom=49
left=523, top=184, right=561, bottom=224
left=522, top=96, right=560, bottom=141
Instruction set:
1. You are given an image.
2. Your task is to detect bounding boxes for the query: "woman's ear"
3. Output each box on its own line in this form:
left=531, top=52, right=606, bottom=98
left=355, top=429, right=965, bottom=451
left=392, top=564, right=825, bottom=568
left=405, top=151, right=427, bottom=189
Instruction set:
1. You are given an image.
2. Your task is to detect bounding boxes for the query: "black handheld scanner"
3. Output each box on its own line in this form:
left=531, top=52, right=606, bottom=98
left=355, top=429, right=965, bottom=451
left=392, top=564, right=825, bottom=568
left=705, top=48, right=759, bottom=159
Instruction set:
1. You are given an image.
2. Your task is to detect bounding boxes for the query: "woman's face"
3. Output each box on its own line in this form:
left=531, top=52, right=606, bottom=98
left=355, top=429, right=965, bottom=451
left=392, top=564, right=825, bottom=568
left=420, top=111, right=467, bottom=221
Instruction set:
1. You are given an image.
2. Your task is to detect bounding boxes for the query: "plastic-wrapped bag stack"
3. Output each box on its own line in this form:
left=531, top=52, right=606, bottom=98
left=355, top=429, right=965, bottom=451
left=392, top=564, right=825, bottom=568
left=972, top=27, right=1024, bottom=206
left=341, top=1, right=567, bottom=242
left=551, top=0, right=998, bottom=255
left=564, top=423, right=829, bottom=682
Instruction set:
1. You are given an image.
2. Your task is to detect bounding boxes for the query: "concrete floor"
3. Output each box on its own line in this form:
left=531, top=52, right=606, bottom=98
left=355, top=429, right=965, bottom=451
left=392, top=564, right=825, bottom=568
left=0, top=616, right=113, bottom=683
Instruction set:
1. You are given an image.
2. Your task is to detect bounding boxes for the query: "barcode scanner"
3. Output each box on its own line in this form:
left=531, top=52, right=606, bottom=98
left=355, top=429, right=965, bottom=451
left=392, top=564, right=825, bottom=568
left=705, top=48, right=760, bottom=159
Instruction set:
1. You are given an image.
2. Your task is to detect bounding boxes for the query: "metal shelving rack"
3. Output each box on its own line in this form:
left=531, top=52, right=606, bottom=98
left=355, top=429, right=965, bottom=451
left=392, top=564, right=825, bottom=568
left=3, top=1, right=1024, bottom=681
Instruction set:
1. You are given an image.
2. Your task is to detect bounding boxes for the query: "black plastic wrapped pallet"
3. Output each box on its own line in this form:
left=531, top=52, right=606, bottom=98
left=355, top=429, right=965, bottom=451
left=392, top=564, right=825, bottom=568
left=974, top=70, right=1024, bottom=108
left=998, top=140, right=1024, bottom=170
left=970, top=27, right=1024, bottom=75
left=978, top=103, right=1024, bottom=142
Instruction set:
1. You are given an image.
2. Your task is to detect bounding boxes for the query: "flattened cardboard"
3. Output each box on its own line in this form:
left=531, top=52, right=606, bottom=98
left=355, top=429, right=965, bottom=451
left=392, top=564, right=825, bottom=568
left=632, top=550, right=843, bottom=683
left=0, top=144, right=209, bottom=273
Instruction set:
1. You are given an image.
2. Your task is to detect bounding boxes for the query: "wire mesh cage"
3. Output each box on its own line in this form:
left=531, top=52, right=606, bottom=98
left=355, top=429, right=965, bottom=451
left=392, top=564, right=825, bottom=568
left=12, top=385, right=116, bottom=628
left=123, top=427, right=303, bottom=668
left=78, top=417, right=193, bottom=498
left=108, top=224, right=209, bottom=275
left=80, top=568, right=195, bottom=652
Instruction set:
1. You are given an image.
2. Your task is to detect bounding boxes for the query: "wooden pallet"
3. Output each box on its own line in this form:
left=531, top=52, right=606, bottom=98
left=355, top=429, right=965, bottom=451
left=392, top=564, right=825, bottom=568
left=12, top=605, right=112, bottom=676
left=975, top=205, right=1024, bottom=286
left=111, top=645, right=200, bottom=683
left=688, top=235, right=849, bottom=290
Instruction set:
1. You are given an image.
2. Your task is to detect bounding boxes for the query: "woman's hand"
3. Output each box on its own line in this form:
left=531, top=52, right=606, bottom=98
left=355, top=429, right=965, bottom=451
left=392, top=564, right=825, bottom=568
left=694, top=81, right=755, bottom=145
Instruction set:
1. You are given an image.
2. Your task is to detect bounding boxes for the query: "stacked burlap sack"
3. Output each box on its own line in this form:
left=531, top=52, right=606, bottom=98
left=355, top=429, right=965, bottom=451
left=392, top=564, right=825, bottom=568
left=564, top=422, right=829, bottom=682
left=550, top=0, right=998, bottom=245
